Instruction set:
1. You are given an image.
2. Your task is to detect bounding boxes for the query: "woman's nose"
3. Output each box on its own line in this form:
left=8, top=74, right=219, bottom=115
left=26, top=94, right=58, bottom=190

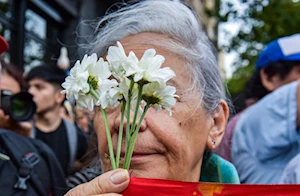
left=113, top=110, right=147, bottom=134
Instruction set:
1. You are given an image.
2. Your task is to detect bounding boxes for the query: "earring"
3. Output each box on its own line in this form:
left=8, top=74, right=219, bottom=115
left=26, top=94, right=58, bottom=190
left=212, top=140, right=216, bottom=145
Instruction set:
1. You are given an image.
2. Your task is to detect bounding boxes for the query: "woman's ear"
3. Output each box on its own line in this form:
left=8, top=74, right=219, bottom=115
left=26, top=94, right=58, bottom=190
left=206, top=100, right=229, bottom=150
left=260, top=68, right=280, bottom=92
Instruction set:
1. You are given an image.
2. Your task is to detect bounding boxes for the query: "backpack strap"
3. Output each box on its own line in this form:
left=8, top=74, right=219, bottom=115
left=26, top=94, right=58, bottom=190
left=0, top=129, right=48, bottom=196
left=63, top=119, right=78, bottom=168
left=30, top=125, right=35, bottom=138
left=14, top=152, right=40, bottom=190
left=32, top=138, right=69, bottom=195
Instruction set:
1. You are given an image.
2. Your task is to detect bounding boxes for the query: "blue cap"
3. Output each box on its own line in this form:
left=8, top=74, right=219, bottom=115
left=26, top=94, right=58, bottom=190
left=256, top=34, right=300, bottom=70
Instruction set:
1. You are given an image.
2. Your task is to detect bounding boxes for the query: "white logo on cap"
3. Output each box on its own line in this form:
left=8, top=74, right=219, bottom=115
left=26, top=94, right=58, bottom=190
left=278, top=34, right=300, bottom=56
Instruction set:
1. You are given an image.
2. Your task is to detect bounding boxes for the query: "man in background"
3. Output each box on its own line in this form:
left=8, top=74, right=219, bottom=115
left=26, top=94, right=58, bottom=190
left=232, top=33, right=300, bottom=184
left=26, top=64, right=88, bottom=176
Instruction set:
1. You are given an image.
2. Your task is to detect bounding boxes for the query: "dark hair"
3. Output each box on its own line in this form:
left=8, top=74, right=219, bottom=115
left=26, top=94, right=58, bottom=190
left=263, top=60, right=300, bottom=80
left=1, top=60, right=26, bottom=90
left=25, top=64, right=67, bottom=106
left=245, top=72, right=269, bottom=100
left=25, top=64, right=66, bottom=87
left=251, top=60, right=300, bottom=99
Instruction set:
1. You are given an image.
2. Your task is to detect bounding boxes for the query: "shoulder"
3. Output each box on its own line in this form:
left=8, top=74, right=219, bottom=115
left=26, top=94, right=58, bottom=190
left=240, top=80, right=299, bottom=120
left=212, top=154, right=240, bottom=184
left=200, top=153, right=240, bottom=184
left=67, top=166, right=101, bottom=188
left=62, top=119, right=88, bottom=146
left=233, top=80, right=300, bottom=144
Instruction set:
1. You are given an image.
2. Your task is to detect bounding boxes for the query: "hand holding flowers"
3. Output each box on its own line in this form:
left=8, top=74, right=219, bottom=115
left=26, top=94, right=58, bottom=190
left=61, top=41, right=177, bottom=170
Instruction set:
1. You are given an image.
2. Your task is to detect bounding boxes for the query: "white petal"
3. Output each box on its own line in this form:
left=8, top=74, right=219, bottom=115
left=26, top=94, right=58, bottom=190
left=95, top=58, right=111, bottom=79
left=140, top=49, right=156, bottom=61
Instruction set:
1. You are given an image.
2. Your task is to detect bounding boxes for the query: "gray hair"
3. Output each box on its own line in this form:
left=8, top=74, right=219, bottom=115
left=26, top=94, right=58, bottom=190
left=83, top=0, right=228, bottom=114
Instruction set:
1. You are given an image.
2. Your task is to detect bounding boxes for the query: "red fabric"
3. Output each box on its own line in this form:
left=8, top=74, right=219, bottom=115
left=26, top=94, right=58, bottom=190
left=122, top=178, right=300, bottom=196
left=0, top=35, right=8, bottom=54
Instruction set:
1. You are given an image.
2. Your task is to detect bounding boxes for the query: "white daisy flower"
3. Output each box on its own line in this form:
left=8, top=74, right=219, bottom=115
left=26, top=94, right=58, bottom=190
left=61, top=57, right=91, bottom=100
left=133, top=49, right=176, bottom=84
left=106, top=41, right=138, bottom=80
left=99, top=80, right=121, bottom=109
left=142, top=82, right=177, bottom=116
left=107, top=42, right=175, bottom=85
left=61, top=53, right=117, bottom=111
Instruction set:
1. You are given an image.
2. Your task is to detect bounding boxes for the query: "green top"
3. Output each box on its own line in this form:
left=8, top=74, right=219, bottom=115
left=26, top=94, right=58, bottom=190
left=200, top=153, right=240, bottom=184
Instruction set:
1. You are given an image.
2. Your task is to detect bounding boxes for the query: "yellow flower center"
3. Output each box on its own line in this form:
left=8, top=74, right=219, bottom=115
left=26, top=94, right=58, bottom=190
left=138, top=78, right=149, bottom=86
left=88, top=75, right=99, bottom=90
left=142, top=94, right=161, bottom=105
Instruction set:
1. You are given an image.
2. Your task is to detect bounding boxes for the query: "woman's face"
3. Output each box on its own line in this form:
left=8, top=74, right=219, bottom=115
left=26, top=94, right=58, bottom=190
left=76, top=109, right=90, bottom=131
left=94, top=33, right=221, bottom=181
left=0, top=71, right=21, bottom=94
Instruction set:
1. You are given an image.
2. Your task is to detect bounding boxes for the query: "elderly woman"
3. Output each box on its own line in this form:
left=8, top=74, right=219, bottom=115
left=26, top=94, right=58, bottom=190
left=67, top=0, right=237, bottom=195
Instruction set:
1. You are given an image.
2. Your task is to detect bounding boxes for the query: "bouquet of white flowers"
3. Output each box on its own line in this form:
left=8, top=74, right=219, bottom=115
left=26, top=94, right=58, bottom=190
left=61, top=41, right=177, bottom=170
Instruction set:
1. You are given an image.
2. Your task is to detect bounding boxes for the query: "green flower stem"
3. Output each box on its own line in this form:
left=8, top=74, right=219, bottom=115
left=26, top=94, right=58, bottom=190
left=124, top=103, right=150, bottom=170
left=123, top=84, right=142, bottom=168
left=126, top=80, right=135, bottom=142
left=131, top=84, right=143, bottom=135
left=89, top=86, right=116, bottom=170
left=116, top=100, right=126, bottom=168
left=100, top=107, right=117, bottom=170
left=123, top=80, right=134, bottom=166
left=89, top=85, right=99, bottom=100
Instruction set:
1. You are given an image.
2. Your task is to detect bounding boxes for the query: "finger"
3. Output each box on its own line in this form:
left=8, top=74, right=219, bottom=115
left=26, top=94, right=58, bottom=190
left=0, top=109, right=9, bottom=119
left=0, top=109, right=5, bottom=117
left=13, top=122, right=32, bottom=137
left=18, top=122, right=32, bottom=130
left=0, top=109, right=11, bottom=128
left=65, top=169, right=129, bottom=196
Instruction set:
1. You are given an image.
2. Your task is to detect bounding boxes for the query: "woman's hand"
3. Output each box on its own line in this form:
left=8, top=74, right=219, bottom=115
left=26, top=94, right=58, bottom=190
left=0, top=109, right=10, bottom=128
left=65, top=169, right=130, bottom=196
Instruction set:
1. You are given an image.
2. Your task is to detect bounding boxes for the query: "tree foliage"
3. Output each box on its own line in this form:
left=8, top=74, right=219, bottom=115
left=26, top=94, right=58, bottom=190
left=219, top=0, right=300, bottom=95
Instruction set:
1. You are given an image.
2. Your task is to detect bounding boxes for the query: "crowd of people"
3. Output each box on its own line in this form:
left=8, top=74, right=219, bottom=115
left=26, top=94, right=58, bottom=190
left=0, top=0, right=299, bottom=195
left=215, top=33, right=300, bottom=184
left=0, top=36, right=95, bottom=194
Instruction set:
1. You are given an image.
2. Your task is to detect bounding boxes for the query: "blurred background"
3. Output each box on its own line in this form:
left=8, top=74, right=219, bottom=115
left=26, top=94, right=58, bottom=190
left=0, top=0, right=299, bottom=113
